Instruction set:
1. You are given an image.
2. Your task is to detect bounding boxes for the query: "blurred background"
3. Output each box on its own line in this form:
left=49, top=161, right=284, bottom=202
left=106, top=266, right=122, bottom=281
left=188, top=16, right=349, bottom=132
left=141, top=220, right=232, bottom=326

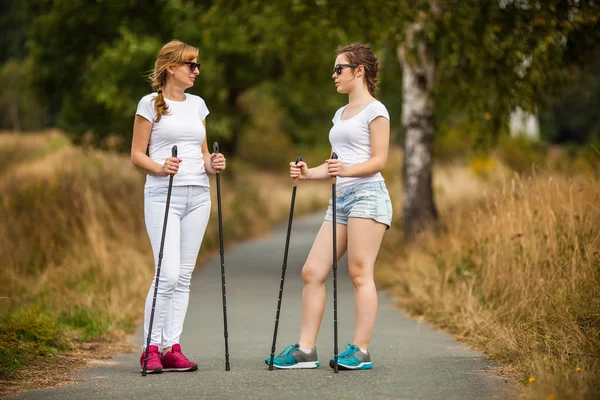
left=1, top=0, right=599, bottom=160
left=0, top=1, right=599, bottom=398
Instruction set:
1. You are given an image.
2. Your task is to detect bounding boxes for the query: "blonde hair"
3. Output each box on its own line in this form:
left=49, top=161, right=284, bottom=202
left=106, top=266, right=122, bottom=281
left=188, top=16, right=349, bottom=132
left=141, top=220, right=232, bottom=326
left=149, top=40, right=199, bottom=122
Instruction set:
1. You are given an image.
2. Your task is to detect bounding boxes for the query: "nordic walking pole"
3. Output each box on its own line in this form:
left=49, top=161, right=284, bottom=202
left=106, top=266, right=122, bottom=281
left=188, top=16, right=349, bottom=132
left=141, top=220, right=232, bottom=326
left=142, top=145, right=177, bottom=377
left=213, top=142, right=231, bottom=372
left=269, top=156, right=302, bottom=371
left=331, top=152, right=339, bottom=373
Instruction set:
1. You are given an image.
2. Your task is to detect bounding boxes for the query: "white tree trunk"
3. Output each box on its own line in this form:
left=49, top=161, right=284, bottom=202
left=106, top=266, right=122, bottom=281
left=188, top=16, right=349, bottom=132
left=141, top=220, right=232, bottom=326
left=398, top=22, right=438, bottom=236
left=509, top=107, right=540, bottom=140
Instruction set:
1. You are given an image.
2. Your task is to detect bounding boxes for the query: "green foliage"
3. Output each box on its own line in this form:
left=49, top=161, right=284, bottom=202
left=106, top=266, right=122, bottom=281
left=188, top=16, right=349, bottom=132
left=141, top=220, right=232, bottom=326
left=0, top=307, right=67, bottom=378
left=0, top=0, right=30, bottom=62
left=27, top=0, right=172, bottom=138
left=84, top=30, right=163, bottom=149
left=0, top=60, right=48, bottom=131
left=236, top=84, right=294, bottom=170
left=58, top=307, right=111, bottom=341
left=1, top=0, right=599, bottom=155
left=552, top=141, right=600, bottom=175
left=434, top=121, right=478, bottom=162
left=497, top=135, right=548, bottom=172
left=539, top=47, right=600, bottom=144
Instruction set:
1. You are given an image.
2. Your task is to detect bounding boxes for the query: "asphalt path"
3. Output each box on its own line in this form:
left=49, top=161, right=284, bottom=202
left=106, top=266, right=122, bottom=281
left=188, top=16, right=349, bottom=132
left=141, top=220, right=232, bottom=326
left=16, top=214, right=516, bottom=400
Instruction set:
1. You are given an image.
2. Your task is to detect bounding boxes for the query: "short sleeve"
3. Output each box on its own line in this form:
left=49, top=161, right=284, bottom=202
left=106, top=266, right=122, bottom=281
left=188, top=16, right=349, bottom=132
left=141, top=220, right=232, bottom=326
left=136, top=95, right=156, bottom=123
left=332, top=107, right=345, bottom=124
left=198, top=97, right=210, bottom=121
left=366, top=101, right=390, bottom=124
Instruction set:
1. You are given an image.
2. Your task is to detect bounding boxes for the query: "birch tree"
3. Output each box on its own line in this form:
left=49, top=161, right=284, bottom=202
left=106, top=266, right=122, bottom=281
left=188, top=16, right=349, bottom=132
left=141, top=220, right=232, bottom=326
left=362, top=0, right=600, bottom=236
left=397, top=11, right=439, bottom=235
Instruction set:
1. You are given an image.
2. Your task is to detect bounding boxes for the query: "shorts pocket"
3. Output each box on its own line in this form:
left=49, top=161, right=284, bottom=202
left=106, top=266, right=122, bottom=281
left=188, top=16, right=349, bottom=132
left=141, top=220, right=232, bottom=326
left=352, top=189, right=375, bottom=201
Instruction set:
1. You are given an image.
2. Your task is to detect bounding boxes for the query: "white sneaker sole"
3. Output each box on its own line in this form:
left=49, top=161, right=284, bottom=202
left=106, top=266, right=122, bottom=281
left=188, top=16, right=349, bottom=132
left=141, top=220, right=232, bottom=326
left=162, top=365, right=198, bottom=372
left=139, top=367, right=162, bottom=374
left=272, top=361, right=320, bottom=369
left=338, top=362, right=372, bottom=370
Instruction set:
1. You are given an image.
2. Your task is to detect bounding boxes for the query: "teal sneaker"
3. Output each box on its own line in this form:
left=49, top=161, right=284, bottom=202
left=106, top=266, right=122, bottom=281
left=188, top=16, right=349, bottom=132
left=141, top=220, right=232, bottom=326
left=265, top=344, right=320, bottom=369
left=329, top=344, right=372, bottom=370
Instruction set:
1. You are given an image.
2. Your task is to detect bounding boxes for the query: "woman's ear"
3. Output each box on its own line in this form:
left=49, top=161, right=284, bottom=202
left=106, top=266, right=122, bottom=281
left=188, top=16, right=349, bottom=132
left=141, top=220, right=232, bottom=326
left=167, top=65, right=174, bottom=75
left=356, top=65, right=364, bottom=78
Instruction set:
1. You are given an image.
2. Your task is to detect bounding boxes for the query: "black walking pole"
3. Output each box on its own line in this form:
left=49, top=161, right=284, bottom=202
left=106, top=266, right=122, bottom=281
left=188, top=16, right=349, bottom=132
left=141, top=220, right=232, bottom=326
left=269, top=156, right=302, bottom=371
left=331, top=152, right=339, bottom=373
left=213, top=142, right=231, bottom=371
left=142, top=145, right=177, bottom=376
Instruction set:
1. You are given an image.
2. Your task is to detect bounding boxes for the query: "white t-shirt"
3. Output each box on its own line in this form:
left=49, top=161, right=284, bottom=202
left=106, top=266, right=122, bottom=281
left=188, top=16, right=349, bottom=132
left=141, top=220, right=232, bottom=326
left=136, top=93, right=210, bottom=189
left=329, top=100, right=390, bottom=190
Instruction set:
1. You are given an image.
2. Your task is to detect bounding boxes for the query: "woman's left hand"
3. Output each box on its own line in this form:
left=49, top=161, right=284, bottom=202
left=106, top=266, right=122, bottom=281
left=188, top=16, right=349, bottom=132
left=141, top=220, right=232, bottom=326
left=211, top=153, right=226, bottom=172
left=326, top=157, right=347, bottom=177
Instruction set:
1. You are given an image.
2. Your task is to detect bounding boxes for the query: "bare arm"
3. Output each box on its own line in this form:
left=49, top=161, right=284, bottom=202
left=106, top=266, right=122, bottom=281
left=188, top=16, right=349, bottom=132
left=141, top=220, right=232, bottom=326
left=131, top=115, right=180, bottom=176
left=306, top=162, right=330, bottom=180
left=290, top=159, right=331, bottom=181
left=327, top=116, right=390, bottom=177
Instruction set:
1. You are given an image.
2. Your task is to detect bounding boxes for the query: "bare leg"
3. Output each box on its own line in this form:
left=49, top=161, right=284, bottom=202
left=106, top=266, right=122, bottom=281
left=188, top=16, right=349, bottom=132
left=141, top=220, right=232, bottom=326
left=298, top=221, right=347, bottom=349
left=347, top=218, right=386, bottom=350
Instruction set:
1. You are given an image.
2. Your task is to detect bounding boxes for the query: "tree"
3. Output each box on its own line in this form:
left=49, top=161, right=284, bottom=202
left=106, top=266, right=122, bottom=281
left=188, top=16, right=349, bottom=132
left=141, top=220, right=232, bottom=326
left=395, top=0, right=600, bottom=235
left=22, top=0, right=600, bottom=236
left=0, top=0, right=30, bottom=62
left=28, top=0, right=172, bottom=142
left=397, top=6, right=440, bottom=236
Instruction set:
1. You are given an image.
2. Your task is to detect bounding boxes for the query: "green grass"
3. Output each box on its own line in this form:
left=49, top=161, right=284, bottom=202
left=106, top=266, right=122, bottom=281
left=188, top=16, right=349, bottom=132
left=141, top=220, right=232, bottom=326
left=58, top=307, right=113, bottom=341
left=0, top=307, right=67, bottom=378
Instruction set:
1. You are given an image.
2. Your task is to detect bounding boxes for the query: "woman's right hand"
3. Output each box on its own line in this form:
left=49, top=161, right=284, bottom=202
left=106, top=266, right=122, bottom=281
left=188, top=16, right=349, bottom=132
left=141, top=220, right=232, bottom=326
left=290, top=160, right=309, bottom=180
left=161, top=157, right=182, bottom=176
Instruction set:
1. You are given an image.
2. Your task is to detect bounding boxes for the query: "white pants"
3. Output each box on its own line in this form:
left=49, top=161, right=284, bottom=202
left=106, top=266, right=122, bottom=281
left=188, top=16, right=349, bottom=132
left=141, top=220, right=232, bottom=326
left=143, top=185, right=211, bottom=349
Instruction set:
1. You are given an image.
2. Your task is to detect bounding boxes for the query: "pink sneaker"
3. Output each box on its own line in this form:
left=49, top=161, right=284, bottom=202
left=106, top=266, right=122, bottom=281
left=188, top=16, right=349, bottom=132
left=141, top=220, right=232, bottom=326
left=139, top=345, right=163, bottom=374
left=161, top=344, right=198, bottom=372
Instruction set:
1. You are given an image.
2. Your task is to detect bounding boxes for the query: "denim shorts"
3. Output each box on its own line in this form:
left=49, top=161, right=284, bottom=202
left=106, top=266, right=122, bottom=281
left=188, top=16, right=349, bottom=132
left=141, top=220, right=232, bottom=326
left=324, top=181, right=393, bottom=229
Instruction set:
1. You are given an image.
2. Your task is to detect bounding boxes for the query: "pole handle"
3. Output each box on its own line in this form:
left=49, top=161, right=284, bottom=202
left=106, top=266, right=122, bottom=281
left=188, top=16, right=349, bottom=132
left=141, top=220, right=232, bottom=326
left=212, top=142, right=220, bottom=175
left=292, top=156, right=302, bottom=187
left=172, top=145, right=178, bottom=158
left=331, top=152, right=338, bottom=184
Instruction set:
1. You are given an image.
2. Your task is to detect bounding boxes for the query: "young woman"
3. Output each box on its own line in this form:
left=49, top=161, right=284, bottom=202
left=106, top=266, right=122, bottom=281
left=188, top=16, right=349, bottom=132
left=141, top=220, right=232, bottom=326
left=266, top=43, right=392, bottom=370
left=131, top=40, right=226, bottom=374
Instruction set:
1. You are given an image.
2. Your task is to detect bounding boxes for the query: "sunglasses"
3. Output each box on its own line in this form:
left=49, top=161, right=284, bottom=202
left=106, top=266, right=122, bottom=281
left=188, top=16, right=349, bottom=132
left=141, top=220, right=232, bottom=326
left=333, top=63, right=358, bottom=75
left=184, top=61, right=201, bottom=72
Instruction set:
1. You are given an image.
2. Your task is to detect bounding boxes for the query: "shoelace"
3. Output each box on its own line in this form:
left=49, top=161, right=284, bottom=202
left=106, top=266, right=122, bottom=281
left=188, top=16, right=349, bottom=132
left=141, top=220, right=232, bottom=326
left=147, top=351, right=162, bottom=363
left=275, top=344, right=297, bottom=359
left=338, top=344, right=359, bottom=359
left=171, top=350, right=191, bottom=362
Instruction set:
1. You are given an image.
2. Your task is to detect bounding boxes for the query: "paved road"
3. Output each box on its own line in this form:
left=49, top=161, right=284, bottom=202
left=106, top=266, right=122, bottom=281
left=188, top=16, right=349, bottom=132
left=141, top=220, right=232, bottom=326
left=16, top=214, right=516, bottom=400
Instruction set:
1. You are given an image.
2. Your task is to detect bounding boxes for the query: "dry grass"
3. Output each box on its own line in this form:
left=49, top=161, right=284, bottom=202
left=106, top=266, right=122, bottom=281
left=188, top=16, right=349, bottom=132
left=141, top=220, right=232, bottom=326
left=376, top=164, right=600, bottom=399
left=0, top=131, right=329, bottom=395
left=0, top=339, right=136, bottom=398
left=3, top=130, right=598, bottom=398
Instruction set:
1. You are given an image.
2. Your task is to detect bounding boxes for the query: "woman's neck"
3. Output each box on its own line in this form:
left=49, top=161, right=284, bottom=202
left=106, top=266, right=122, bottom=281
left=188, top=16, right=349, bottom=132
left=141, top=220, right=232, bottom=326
left=162, top=84, right=186, bottom=102
left=347, top=85, right=374, bottom=105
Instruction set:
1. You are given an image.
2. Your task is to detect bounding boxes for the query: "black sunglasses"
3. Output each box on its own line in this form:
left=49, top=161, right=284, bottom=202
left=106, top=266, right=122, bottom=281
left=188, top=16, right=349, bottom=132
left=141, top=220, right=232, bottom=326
left=333, top=63, right=358, bottom=75
left=184, top=61, right=201, bottom=72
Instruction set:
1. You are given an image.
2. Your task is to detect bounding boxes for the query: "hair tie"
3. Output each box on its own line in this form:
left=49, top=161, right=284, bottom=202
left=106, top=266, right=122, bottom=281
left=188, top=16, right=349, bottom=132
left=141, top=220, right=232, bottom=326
left=157, top=90, right=163, bottom=94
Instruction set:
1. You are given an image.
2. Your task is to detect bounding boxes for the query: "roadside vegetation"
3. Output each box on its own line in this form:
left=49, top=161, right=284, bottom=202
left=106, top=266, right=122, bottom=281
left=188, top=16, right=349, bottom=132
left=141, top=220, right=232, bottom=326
left=377, top=142, right=600, bottom=399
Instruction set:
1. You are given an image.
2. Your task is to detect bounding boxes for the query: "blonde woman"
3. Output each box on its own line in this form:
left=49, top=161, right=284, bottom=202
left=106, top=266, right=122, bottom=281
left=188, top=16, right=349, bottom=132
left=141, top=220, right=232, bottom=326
left=131, top=40, right=226, bottom=374
left=266, top=43, right=392, bottom=370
